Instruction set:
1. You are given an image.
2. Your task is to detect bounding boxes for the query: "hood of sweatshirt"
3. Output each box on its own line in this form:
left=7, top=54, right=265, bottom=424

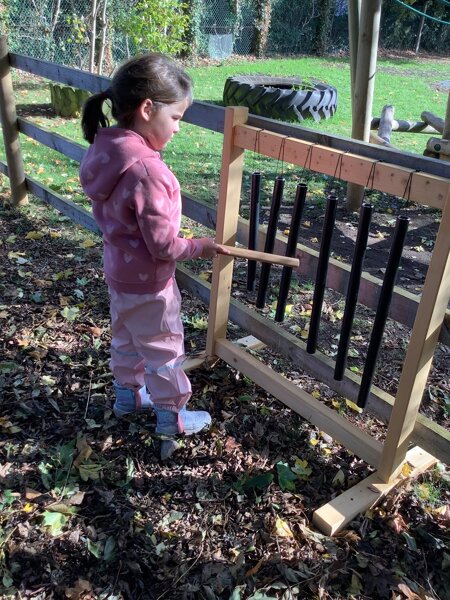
left=80, top=128, right=159, bottom=202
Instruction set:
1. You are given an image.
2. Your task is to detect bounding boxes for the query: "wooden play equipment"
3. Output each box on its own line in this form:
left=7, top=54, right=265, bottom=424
left=206, top=106, right=449, bottom=534
left=424, top=91, right=450, bottom=162
left=370, top=107, right=441, bottom=144
left=1, top=37, right=449, bottom=536
left=371, top=92, right=450, bottom=162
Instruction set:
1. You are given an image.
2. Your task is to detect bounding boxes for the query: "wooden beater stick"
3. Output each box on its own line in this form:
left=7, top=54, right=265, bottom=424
left=218, top=245, right=299, bottom=268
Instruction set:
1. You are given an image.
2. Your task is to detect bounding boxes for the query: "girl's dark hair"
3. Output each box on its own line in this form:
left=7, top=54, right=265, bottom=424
left=81, top=53, right=193, bottom=144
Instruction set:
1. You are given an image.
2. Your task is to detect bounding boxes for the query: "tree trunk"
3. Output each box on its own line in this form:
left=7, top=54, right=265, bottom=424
left=89, top=0, right=98, bottom=73
left=180, top=0, right=198, bottom=58
left=50, top=0, right=62, bottom=34
left=348, top=0, right=361, bottom=119
left=251, top=0, right=272, bottom=58
left=414, top=1, right=428, bottom=54
left=97, top=0, right=108, bottom=75
left=314, top=0, right=334, bottom=55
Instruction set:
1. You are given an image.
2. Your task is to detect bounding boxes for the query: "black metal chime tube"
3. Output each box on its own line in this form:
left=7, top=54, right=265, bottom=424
left=275, top=183, right=307, bottom=322
left=247, top=171, right=262, bottom=292
left=334, top=203, right=374, bottom=380
left=306, top=194, right=338, bottom=354
left=256, top=176, right=285, bottom=308
left=357, top=215, right=409, bottom=408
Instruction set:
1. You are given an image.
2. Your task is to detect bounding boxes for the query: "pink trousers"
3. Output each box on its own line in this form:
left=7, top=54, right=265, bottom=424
left=108, top=279, right=191, bottom=412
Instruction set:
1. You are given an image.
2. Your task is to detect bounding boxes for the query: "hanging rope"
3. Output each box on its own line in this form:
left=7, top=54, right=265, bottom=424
left=275, top=137, right=287, bottom=178
left=252, top=128, right=263, bottom=173
left=392, top=0, right=450, bottom=26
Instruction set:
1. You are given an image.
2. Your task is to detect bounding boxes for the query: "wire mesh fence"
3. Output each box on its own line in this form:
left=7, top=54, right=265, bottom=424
left=6, top=0, right=128, bottom=72
left=5, top=0, right=256, bottom=70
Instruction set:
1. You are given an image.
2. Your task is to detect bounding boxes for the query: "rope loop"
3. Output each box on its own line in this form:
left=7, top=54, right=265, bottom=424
left=252, top=128, right=264, bottom=173
left=276, top=136, right=288, bottom=178
left=402, top=169, right=419, bottom=205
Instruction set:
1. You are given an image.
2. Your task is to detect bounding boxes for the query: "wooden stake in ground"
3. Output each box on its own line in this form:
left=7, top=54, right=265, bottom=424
left=347, top=0, right=382, bottom=211
left=0, top=35, right=27, bottom=205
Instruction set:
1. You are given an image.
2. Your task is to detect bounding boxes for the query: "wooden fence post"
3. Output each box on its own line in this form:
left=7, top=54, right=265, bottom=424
left=0, top=35, right=27, bottom=205
left=346, top=0, right=382, bottom=211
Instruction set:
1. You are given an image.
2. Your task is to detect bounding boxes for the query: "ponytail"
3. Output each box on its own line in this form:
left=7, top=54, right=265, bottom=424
left=81, top=90, right=111, bottom=144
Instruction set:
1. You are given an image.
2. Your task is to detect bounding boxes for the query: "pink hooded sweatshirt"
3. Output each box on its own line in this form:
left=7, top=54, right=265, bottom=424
left=80, top=128, right=204, bottom=294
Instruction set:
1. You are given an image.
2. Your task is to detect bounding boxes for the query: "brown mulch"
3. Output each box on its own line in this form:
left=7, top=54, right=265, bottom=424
left=0, top=192, right=449, bottom=600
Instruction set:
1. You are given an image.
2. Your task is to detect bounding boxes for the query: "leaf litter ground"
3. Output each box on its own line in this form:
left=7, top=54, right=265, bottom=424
left=0, top=193, right=449, bottom=600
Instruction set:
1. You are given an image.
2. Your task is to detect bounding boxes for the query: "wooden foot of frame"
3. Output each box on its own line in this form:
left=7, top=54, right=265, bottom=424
left=313, top=446, right=437, bottom=536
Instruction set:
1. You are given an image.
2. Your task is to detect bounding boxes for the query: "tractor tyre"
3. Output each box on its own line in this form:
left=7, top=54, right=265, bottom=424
left=223, top=75, right=338, bottom=123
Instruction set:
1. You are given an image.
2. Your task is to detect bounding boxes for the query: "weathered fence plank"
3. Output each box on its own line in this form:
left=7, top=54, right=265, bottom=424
left=18, top=117, right=86, bottom=163
left=9, top=53, right=110, bottom=93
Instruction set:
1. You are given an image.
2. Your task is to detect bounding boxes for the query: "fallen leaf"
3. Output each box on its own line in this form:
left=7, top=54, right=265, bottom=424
left=274, top=516, right=294, bottom=538
left=25, top=230, right=45, bottom=240
left=42, top=510, right=68, bottom=535
left=387, top=513, right=407, bottom=534
left=245, top=558, right=264, bottom=577
left=65, top=578, right=93, bottom=599
left=345, top=399, right=363, bottom=413
left=332, top=469, right=345, bottom=487
left=402, top=463, right=413, bottom=477
left=81, top=239, right=96, bottom=248
left=397, top=583, right=422, bottom=600
left=292, top=457, right=312, bottom=480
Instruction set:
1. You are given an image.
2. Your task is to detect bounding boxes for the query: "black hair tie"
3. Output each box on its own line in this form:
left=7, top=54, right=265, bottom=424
left=99, top=89, right=111, bottom=101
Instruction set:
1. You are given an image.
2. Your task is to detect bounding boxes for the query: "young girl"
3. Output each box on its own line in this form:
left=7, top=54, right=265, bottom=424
left=80, top=53, right=227, bottom=458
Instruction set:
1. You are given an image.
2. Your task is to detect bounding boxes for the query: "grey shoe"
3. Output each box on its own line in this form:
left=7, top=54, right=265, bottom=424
left=113, top=384, right=153, bottom=418
left=154, top=405, right=211, bottom=436
left=156, top=406, right=211, bottom=460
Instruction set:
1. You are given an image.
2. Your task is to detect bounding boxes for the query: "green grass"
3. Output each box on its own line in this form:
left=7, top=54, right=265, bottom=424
left=1, top=54, right=449, bottom=208
left=413, top=466, right=450, bottom=509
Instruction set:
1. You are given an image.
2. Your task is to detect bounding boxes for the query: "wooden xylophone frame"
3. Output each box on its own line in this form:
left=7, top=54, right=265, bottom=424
left=202, top=107, right=450, bottom=535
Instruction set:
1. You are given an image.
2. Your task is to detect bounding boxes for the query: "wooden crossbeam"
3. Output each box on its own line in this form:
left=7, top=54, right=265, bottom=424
left=233, top=125, right=450, bottom=209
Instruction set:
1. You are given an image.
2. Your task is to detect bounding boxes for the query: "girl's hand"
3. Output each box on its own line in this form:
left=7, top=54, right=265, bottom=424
left=198, top=238, right=231, bottom=259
